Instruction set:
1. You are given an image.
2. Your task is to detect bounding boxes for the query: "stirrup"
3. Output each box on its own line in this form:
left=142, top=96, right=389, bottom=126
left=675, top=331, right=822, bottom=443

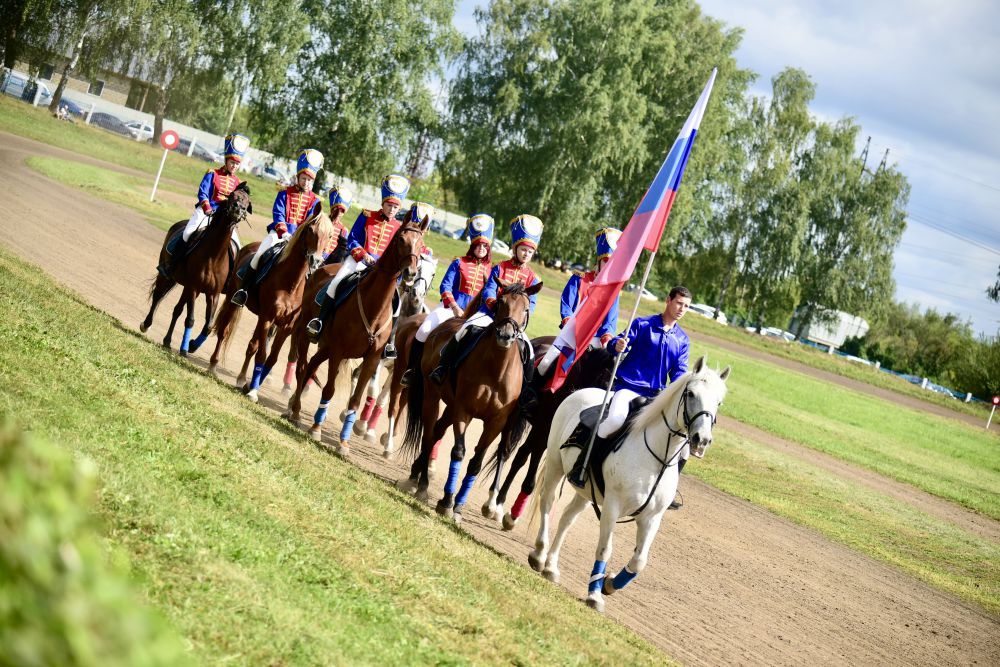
left=428, top=365, right=447, bottom=386
left=305, top=317, right=323, bottom=342
left=231, top=289, right=248, bottom=307
left=382, top=342, right=397, bottom=360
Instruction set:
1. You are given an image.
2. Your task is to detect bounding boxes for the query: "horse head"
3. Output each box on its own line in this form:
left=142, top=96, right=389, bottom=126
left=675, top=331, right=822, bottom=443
left=400, top=253, right=438, bottom=316
left=493, top=279, right=543, bottom=349
left=217, top=181, right=252, bottom=228
left=670, top=355, right=731, bottom=458
left=300, top=204, right=333, bottom=279
left=384, top=213, right=429, bottom=286
left=574, top=344, right=615, bottom=390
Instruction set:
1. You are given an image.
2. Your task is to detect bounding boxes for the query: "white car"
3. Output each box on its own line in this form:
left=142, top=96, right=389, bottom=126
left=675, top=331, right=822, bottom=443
left=689, top=302, right=728, bottom=324
left=124, top=120, right=153, bottom=142
left=1, top=69, right=52, bottom=104
left=625, top=284, right=659, bottom=301
left=491, top=239, right=512, bottom=258
left=761, top=327, right=796, bottom=342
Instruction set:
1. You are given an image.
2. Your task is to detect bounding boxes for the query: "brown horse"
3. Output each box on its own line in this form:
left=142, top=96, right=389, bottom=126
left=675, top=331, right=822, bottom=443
left=207, top=210, right=335, bottom=399
left=397, top=280, right=543, bottom=521
left=140, top=182, right=252, bottom=353
left=283, top=216, right=430, bottom=453
left=482, top=340, right=615, bottom=529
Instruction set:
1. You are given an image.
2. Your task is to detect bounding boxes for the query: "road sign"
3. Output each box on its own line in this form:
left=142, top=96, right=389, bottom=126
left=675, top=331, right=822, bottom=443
left=993, top=396, right=999, bottom=405
left=159, top=130, right=179, bottom=151
left=989, top=397, right=999, bottom=430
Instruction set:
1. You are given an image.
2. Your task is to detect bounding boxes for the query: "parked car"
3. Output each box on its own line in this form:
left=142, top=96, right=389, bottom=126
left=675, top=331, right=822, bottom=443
left=124, top=120, right=153, bottom=142
left=89, top=112, right=133, bottom=137
left=0, top=69, right=52, bottom=104
left=176, top=138, right=223, bottom=163
left=260, top=164, right=290, bottom=185
left=491, top=238, right=512, bottom=258
left=624, top=283, right=659, bottom=301
left=54, top=97, right=86, bottom=119
left=689, top=302, right=728, bottom=324
left=760, top=327, right=796, bottom=342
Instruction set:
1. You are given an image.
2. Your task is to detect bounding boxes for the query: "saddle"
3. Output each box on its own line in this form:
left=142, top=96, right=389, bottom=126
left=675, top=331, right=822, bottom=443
left=313, top=266, right=399, bottom=314
left=235, top=242, right=284, bottom=285
left=562, top=396, right=650, bottom=497
left=447, top=327, right=531, bottom=388
left=165, top=227, right=239, bottom=272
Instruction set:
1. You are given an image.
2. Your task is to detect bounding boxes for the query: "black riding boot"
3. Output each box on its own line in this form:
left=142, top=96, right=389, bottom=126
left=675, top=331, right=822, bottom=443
left=400, top=340, right=425, bottom=387
left=230, top=265, right=257, bottom=307
left=382, top=314, right=399, bottom=360
left=518, top=351, right=538, bottom=413
left=669, top=457, right=687, bottom=510
left=160, top=237, right=188, bottom=276
left=306, top=287, right=338, bottom=342
left=428, top=335, right=460, bottom=386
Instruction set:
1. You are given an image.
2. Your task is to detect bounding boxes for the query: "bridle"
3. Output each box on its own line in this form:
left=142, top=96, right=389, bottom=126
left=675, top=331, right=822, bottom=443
left=377, top=226, right=424, bottom=279
left=494, top=291, right=531, bottom=338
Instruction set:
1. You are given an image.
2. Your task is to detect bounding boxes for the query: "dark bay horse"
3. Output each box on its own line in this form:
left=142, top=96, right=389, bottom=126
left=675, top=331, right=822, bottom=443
left=207, top=210, right=335, bottom=400
left=140, top=183, right=252, bottom=353
left=283, top=216, right=430, bottom=453
left=397, top=280, right=543, bottom=521
left=483, top=340, right=614, bottom=529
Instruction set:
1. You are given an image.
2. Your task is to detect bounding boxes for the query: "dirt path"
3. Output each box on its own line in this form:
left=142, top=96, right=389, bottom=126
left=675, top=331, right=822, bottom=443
left=2, top=133, right=998, bottom=666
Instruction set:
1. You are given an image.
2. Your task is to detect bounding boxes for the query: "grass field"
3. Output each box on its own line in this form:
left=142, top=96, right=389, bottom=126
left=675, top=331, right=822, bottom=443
left=0, top=247, right=667, bottom=665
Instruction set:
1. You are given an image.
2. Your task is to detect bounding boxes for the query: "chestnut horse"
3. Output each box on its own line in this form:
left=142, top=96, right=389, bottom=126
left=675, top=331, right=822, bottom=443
left=140, top=182, right=252, bottom=353
left=397, top=280, right=542, bottom=521
left=482, top=339, right=615, bottom=529
left=283, top=216, right=430, bottom=453
left=207, top=210, right=335, bottom=400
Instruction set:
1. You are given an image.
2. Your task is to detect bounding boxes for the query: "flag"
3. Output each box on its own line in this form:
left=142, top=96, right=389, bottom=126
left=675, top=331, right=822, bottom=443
left=546, top=69, right=716, bottom=392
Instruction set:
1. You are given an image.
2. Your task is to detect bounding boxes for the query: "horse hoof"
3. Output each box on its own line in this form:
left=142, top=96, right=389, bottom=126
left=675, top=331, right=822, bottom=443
left=528, top=552, right=545, bottom=573
left=364, top=429, right=377, bottom=443
left=179, top=349, right=188, bottom=357
left=309, top=427, right=322, bottom=442
left=502, top=513, right=518, bottom=531
left=207, top=363, right=218, bottom=376
left=585, top=596, right=605, bottom=613
left=396, top=478, right=418, bottom=495
left=542, top=568, right=560, bottom=584
left=453, top=512, right=463, bottom=526
left=282, top=411, right=300, bottom=426
left=481, top=501, right=495, bottom=519
left=139, top=322, right=148, bottom=333
left=380, top=432, right=389, bottom=447
left=281, top=385, right=292, bottom=397
left=246, top=389, right=259, bottom=403
left=435, top=500, right=454, bottom=518
left=415, top=488, right=429, bottom=503
left=382, top=449, right=394, bottom=460
left=335, top=442, right=350, bottom=457
left=353, top=419, right=367, bottom=436
left=339, top=408, right=349, bottom=421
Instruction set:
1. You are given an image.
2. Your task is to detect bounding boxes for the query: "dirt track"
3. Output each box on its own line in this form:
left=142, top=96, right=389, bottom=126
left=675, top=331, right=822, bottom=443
left=2, top=131, right=998, bottom=666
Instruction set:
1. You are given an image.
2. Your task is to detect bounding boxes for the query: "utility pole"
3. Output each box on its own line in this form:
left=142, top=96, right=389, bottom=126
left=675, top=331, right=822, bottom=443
left=876, top=148, right=889, bottom=174
left=858, top=135, right=871, bottom=180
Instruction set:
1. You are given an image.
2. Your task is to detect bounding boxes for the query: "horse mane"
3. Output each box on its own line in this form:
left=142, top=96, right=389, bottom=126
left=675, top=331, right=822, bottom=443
left=277, top=211, right=334, bottom=265
left=633, top=364, right=727, bottom=431
left=373, top=220, right=424, bottom=269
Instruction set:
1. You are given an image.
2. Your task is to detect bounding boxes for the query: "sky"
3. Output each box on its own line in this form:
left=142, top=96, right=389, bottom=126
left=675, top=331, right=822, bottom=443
left=452, top=0, right=1000, bottom=336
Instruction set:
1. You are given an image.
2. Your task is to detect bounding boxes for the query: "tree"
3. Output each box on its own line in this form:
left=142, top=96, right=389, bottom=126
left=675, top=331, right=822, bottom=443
left=988, top=266, right=1000, bottom=302
left=791, top=119, right=909, bottom=336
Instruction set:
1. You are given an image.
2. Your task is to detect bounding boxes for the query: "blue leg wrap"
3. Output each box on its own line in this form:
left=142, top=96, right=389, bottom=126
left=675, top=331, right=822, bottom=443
left=180, top=326, right=193, bottom=352
left=249, top=364, right=265, bottom=390
left=611, top=566, right=638, bottom=591
left=455, top=474, right=478, bottom=507
left=339, top=410, right=357, bottom=441
left=314, top=400, right=330, bottom=426
left=188, top=332, right=208, bottom=352
left=444, top=460, right=462, bottom=496
left=588, top=560, right=608, bottom=593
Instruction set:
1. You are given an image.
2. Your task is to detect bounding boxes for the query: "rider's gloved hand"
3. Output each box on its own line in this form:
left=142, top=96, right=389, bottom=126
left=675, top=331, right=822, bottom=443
left=275, top=223, right=288, bottom=238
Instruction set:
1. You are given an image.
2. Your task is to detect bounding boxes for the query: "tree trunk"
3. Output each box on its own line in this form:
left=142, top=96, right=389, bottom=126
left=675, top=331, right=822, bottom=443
left=47, top=28, right=87, bottom=113
left=152, top=85, right=168, bottom=143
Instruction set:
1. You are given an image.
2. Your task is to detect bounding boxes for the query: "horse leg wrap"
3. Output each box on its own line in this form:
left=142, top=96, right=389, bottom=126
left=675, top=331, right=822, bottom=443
left=444, top=460, right=462, bottom=496
left=511, top=491, right=531, bottom=519
left=340, top=410, right=357, bottom=441
left=189, top=332, right=208, bottom=352
left=314, top=400, right=331, bottom=426
left=180, top=326, right=194, bottom=352
left=588, top=561, right=608, bottom=594
left=283, top=362, right=296, bottom=387
left=369, top=405, right=383, bottom=429
left=430, top=439, right=442, bottom=461
left=359, top=396, right=375, bottom=421
left=455, top=474, right=477, bottom=507
left=249, top=364, right=269, bottom=391
left=605, top=566, right=637, bottom=594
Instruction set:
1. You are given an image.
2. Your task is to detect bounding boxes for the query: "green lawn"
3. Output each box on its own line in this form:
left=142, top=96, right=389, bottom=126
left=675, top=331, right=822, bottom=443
left=0, top=247, right=666, bottom=666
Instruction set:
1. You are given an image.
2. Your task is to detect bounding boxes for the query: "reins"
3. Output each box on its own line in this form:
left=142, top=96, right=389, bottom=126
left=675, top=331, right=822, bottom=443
left=356, top=225, right=424, bottom=348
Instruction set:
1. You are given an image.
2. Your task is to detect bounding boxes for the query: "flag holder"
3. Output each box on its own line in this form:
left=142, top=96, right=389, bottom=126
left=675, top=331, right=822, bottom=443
left=569, top=250, right=657, bottom=488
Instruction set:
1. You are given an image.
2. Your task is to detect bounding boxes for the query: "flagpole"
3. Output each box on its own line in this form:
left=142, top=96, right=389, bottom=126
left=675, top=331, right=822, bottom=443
left=570, top=249, right=657, bottom=487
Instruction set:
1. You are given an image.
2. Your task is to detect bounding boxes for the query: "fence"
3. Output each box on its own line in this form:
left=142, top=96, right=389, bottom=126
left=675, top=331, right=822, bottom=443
left=1, top=67, right=469, bottom=233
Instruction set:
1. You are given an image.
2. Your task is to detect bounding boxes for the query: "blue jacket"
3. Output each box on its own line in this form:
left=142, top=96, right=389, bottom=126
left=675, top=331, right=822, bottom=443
left=269, top=187, right=320, bottom=235
left=479, top=259, right=539, bottom=315
left=607, top=314, right=690, bottom=397
left=439, top=257, right=492, bottom=310
left=561, top=272, right=619, bottom=339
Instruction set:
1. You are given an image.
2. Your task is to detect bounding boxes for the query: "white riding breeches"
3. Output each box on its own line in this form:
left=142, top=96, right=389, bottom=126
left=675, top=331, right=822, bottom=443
left=249, top=231, right=286, bottom=269
left=416, top=304, right=455, bottom=343
left=536, top=337, right=604, bottom=376
left=182, top=206, right=240, bottom=245
left=597, top=388, right=641, bottom=438
left=457, top=312, right=533, bottom=359
left=325, top=255, right=364, bottom=298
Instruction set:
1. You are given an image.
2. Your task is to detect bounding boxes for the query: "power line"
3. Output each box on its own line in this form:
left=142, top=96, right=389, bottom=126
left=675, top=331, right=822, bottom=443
left=906, top=216, right=1000, bottom=256
left=908, top=202, right=1000, bottom=239
left=870, top=141, right=1000, bottom=195
left=899, top=242, right=998, bottom=263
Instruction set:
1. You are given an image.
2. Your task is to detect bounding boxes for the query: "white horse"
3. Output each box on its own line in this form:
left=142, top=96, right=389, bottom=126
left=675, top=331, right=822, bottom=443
left=343, top=253, right=438, bottom=453
left=528, top=355, right=730, bottom=612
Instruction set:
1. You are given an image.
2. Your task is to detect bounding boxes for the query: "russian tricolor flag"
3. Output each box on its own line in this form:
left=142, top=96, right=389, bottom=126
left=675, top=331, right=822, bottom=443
left=547, top=69, right=717, bottom=392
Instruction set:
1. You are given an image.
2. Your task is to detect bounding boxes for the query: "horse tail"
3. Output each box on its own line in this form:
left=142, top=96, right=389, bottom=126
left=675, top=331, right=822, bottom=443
left=401, top=371, right=425, bottom=463
left=212, top=299, right=243, bottom=361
